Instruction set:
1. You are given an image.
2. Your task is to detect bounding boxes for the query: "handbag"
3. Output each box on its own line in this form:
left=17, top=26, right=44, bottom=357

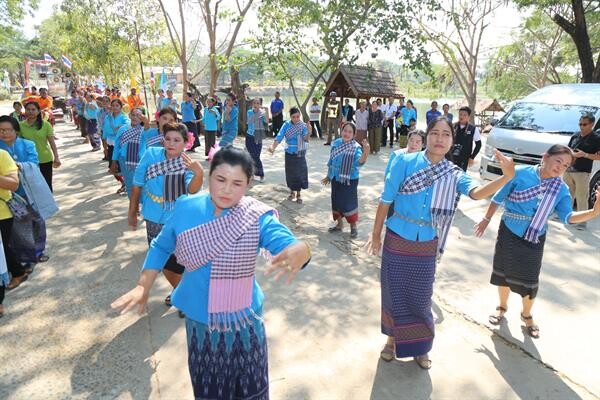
left=1, top=192, right=31, bottom=220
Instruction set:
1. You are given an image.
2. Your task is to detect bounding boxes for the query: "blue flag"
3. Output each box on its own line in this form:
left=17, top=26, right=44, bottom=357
left=159, top=70, right=168, bottom=91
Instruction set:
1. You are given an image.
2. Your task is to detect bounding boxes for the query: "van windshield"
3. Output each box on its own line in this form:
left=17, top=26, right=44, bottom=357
left=497, top=102, right=599, bottom=134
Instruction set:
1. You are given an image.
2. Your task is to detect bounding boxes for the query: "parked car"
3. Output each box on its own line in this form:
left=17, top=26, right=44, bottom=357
left=480, top=84, right=600, bottom=208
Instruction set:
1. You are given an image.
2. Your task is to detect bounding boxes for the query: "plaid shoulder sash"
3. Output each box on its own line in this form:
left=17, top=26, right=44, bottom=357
left=284, top=121, right=308, bottom=157
left=329, top=140, right=358, bottom=185
left=174, top=197, right=277, bottom=331
left=399, top=157, right=462, bottom=257
left=146, top=134, right=163, bottom=147
left=120, top=125, right=143, bottom=169
left=146, top=156, right=186, bottom=209
left=507, top=175, right=562, bottom=243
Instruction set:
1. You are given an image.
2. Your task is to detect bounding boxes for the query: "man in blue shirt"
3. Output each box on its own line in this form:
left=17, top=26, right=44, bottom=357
left=270, top=91, right=284, bottom=136
left=425, top=101, right=442, bottom=125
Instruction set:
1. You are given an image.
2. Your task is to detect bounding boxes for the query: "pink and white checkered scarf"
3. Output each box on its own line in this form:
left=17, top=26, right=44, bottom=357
left=174, top=196, right=277, bottom=331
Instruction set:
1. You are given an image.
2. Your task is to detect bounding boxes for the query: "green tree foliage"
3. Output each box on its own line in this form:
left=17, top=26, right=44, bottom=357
left=0, top=0, right=39, bottom=27
left=253, top=0, right=437, bottom=119
left=35, top=0, right=175, bottom=85
left=513, top=0, right=600, bottom=82
left=483, top=11, right=579, bottom=101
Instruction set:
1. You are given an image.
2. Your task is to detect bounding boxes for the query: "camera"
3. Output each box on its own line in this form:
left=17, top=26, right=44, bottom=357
left=451, top=143, right=463, bottom=158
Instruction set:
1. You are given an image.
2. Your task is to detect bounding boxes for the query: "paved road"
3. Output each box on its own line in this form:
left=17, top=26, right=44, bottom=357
left=0, top=122, right=597, bottom=399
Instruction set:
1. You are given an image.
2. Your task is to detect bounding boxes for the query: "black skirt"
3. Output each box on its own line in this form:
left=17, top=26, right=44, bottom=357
left=284, top=152, right=308, bottom=191
left=490, top=220, right=546, bottom=299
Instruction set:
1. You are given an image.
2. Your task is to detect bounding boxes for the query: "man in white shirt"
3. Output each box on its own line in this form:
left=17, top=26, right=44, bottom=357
left=381, top=97, right=397, bottom=148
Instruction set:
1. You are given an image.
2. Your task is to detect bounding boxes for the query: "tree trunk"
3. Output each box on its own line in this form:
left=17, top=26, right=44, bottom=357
left=552, top=0, right=597, bottom=82
left=230, top=66, right=246, bottom=135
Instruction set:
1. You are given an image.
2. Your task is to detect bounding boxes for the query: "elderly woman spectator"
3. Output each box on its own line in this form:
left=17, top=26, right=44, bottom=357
left=0, top=115, right=54, bottom=268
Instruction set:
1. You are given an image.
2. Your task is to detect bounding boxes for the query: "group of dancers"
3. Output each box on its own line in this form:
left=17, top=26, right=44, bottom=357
left=108, top=105, right=600, bottom=399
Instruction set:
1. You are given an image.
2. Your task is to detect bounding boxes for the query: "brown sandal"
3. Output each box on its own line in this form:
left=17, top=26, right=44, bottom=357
left=380, top=343, right=395, bottom=362
left=521, top=313, right=540, bottom=338
left=489, top=306, right=507, bottom=325
left=414, top=355, right=432, bottom=370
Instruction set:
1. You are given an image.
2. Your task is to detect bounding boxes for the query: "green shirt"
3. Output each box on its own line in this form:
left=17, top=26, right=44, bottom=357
left=19, top=120, right=54, bottom=163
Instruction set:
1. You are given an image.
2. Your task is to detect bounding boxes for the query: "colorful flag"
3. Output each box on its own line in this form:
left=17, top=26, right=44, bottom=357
left=159, top=69, right=168, bottom=91
left=61, top=54, right=73, bottom=69
left=44, top=53, right=56, bottom=63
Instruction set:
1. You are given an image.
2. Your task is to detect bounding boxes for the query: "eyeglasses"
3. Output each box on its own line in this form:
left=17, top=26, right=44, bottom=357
left=0, top=128, right=15, bottom=134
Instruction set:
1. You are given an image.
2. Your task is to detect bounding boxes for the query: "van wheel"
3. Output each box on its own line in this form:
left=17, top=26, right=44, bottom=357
left=589, top=171, right=600, bottom=209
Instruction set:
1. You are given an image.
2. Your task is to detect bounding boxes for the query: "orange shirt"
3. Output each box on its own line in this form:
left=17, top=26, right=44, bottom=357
left=127, top=94, right=143, bottom=110
left=37, top=96, right=53, bottom=111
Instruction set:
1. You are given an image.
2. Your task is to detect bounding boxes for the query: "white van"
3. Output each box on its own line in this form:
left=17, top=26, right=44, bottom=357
left=480, top=84, right=600, bottom=208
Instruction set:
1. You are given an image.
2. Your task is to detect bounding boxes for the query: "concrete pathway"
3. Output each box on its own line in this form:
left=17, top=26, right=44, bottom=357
left=0, top=122, right=597, bottom=399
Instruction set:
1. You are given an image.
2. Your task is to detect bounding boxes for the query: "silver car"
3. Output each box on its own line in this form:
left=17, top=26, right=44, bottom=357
left=480, top=84, right=600, bottom=208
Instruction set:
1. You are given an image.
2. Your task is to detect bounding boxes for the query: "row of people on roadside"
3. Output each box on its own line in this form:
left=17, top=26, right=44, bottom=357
left=0, top=113, right=60, bottom=318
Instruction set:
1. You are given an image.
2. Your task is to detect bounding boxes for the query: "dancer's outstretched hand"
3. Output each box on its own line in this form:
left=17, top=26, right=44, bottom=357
left=111, top=285, right=148, bottom=315
left=265, top=242, right=310, bottom=284
left=474, top=218, right=490, bottom=238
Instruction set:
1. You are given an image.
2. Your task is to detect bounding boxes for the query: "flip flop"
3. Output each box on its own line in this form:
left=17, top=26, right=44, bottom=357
left=350, top=228, right=358, bottom=238
left=380, top=344, right=395, bottom=362
left=296, top=197, right=303, bottom=204
left=37, top=255, right=50, bottom=263
left=489, top=306, right=507, bottom=325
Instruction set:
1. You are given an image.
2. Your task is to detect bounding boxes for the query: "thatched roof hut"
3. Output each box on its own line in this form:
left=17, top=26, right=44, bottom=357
left=323, top=65, right=404, bottom=100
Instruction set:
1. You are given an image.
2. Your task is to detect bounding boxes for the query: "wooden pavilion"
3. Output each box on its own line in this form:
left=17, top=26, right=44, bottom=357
left=323, top=65, right=404, bottom=106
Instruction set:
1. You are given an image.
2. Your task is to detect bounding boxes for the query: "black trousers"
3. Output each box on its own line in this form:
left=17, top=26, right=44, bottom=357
left=381, top=120, right=394, bottom=146
left=272, top=114, right=284, bottom=136
left=310, top=121, right=323, bottom=138
left=39, top=162, right=53, bottom=192
left=0, top=218, right=26, bottom=279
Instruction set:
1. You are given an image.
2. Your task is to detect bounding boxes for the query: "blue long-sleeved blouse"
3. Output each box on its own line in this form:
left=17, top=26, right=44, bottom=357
left=132, top=147, right=194, bottom=224
left=491, top=165, right=573, bottom=237
left=327, top=138, right=363, bottom=181
left=0, top=138, right=39, bottom=196
left=381, top=150, right=478, bottom=241
left=142, top=192, right=299, bottom=323
left=275, top=121, right=309, bottom=154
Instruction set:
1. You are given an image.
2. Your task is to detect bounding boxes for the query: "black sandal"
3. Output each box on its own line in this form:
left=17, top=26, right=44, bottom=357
left=489, top=306, right=507, bottom=325
left=164, top=295, right=172, bottom=307
left=521, top=313, right=540, bottom=338
left=38, top=255, right=50, bottom=263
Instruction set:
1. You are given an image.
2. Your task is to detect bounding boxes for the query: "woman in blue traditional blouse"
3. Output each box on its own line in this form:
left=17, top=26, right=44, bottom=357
left=475, top=144, right=600, bottom=339
left=102, top=99, right=130, bottom=193
left=268, top=107, right=310, bottom=203
left=111, top=108, right=145, bottom=198
left=218, top=93, right=239, bottom=147
left=322, top=122, right=369, bottom=238
left=366, top=116, right=515, bottom=369
left=113, top=145, right=311, bottom=400
left=128, top=122, right=204, bottom=307
left=138, top=108, right=177, bottom=160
